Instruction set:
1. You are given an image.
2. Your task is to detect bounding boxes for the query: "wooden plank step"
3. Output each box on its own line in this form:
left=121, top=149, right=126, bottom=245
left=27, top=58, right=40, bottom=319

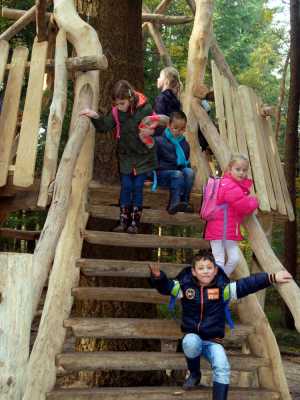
left=64, top=318, right=254, bottom=346
left=77, top=258, right=189, bottom=278
left=88, top=205, right=202, bottom=226
left=47, top=386, right=280, bottom=400
left=88, top=181, right=202, bottom=211
left=72, top=287, right=171, bottom=304
left=56, top=351, right=269, bottom=373
left=84, top=231, right=209, bottom=250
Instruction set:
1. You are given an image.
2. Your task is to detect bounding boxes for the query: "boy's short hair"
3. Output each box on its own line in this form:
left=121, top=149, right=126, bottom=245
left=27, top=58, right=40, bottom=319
left=169, top=110, right=187, bottom=124
left=192, top=250, right=217, bottom=268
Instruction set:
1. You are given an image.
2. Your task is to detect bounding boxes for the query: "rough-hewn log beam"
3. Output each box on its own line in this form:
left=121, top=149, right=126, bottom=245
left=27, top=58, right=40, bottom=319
left=210, top=37, right=239, bottom=88
left=146, top=23, right=172, bottom=66
left=0, top=6, right=37, bottom=41
left=1, top=6, right=51, bottom=21
left=38, top=29, right=68, bottom=208
left=0, top=3, right=49, bottom=41
left=66, top=55, right=108, bottom=72
left=142, top=13, right=193, bottom=25
left=0, top=228, right=40, bottom=240
left=154, top=0, right=173, bottom=14
left=183, top=0, right=213, bottom=189
left=35, top=0, right=48, bottom=42
left=186, top=0, right=196, bottom=14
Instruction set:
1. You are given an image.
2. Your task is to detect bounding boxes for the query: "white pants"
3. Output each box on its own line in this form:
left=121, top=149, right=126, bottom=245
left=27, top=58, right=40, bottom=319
left=210, top=240, right=240, bottom=276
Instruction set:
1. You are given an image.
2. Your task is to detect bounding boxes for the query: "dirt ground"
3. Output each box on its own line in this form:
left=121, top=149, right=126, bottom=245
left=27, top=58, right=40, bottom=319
left=283, top=356, right=300, bottom=399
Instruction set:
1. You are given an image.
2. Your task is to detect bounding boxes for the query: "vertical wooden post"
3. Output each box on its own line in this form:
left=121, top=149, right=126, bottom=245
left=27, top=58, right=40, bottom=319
left=183, top=0, right=214, bottom=189
left=0, top=253, right=33, bottom=400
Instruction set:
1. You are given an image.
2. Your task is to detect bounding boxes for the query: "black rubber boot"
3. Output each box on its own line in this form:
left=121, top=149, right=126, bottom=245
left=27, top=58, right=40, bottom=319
left=112, top=206, right=130, bottom=232
left=182, top=356, right=201, bottom=390
left=212, top=382, right=229, bottom=400
left=127, top=206, right=142, bottom=234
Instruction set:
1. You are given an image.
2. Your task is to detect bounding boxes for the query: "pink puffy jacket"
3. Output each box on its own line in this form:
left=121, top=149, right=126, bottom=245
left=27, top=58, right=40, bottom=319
left=204, top=173, right=259, bottom=241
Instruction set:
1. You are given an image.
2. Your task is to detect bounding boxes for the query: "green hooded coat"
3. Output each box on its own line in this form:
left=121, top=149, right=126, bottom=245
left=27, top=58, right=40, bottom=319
left=91, top=94, right=157, bottom=175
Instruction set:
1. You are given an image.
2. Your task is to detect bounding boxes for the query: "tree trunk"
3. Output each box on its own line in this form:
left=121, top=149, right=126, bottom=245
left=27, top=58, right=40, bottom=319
left=284, top=0, right=300, bottom=329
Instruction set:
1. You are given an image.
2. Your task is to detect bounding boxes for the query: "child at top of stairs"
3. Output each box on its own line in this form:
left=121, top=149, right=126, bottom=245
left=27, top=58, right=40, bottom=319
left=149, top=249, right=292, bottom=400
left=80, top=80, right=161, bottom=234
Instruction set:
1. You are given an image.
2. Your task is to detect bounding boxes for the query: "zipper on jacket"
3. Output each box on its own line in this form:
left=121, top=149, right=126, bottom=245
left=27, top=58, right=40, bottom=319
left=197, top=286, right=204, bottom=332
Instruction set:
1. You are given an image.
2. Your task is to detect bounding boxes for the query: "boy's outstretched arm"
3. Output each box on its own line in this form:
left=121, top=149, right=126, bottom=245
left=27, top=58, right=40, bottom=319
left=226, top=271, right=292, bottom=301
left=149, top=263, right=177, bottom=295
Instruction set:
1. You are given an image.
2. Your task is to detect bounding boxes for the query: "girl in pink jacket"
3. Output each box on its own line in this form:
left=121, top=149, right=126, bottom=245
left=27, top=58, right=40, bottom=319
left=204, top=154, right=259, bottom=276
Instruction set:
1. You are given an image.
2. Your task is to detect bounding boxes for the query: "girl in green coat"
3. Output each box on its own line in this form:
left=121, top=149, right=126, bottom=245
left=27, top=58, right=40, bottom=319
left=80, top=80, right=157, bottom=233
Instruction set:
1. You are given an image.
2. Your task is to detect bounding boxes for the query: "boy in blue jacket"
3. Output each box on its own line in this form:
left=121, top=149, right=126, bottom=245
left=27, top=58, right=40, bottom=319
left=149, top=250, right=292, bottom=400
left=155, top=111, right=195, bottom=214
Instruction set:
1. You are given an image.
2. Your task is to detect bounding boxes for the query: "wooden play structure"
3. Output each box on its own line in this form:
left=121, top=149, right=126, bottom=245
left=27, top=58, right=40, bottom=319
left=0, top=1, right=299, bottom=399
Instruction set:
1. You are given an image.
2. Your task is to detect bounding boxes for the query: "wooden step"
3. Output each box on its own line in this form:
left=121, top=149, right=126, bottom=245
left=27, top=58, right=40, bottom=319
left=56, top=351, right=270, bottom=373
left=88, top=181, right=202, bottom=211
left=47, top=386, right=280, bottom=400
left=72, top=287, right=173, bottom=304
left=88, top=205, right=202, bottom=226
left=77, top=258, right=189, bottom=278
left=64, top=318, right=254, bottom=346
left=84, top=231, right=209, bottom=250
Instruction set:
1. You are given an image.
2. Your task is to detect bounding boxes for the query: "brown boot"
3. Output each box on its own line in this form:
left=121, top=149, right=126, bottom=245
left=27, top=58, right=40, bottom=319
left=112, top=206, right=130, bottom=232
left=127, top=206, right=142, bottom=234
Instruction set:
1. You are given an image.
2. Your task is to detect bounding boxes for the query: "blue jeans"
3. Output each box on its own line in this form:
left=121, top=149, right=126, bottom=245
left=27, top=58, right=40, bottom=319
left=182, top=333, right=230, bottom=385
left=157, top=168, right=195, bottom=206
left=120, top=173, right=147, bottom=208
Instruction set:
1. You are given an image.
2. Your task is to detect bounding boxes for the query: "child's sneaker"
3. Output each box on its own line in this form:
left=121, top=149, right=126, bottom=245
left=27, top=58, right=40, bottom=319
left=168, top=202, right=187, bottom=215
left=184, top=203, right=194, bottom=213
left=182, top=374, right=201, bottom=390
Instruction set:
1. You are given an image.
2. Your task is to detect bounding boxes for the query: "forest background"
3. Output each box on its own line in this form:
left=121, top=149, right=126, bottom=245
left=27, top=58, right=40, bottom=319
left=0, top=0, right=299, bottom=351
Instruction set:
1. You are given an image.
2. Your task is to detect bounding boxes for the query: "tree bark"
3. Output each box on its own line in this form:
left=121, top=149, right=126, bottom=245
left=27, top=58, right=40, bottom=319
left=284, top=0, right=300, bottom=329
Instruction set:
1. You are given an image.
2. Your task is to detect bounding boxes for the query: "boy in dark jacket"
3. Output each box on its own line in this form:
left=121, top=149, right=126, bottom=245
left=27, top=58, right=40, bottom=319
left=149, top=250, right=292, bottom=400
left=155, top=111, right=195, bottom=214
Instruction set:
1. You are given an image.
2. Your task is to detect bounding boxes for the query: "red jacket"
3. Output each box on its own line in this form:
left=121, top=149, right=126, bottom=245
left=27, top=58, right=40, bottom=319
left=204, top=173, right=259, bottom=241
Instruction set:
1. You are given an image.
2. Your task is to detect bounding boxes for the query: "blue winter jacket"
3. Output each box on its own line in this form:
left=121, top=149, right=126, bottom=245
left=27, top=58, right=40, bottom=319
left=155, top=131, right=191, bottom=171
left=150, top=267, right=271, bottom=341
left=153, top=89, right=181, bottom=136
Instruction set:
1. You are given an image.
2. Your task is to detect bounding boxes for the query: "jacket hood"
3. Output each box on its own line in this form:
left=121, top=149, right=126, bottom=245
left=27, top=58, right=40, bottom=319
left=161, top=89, right=181, bottom=105
left=223, top=172, right=253, bottom=192
left=135, top=91, right=148, bottom=108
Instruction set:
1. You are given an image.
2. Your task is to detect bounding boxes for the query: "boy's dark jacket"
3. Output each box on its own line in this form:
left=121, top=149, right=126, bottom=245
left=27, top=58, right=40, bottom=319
left=153, top=89, right=181, bottom=136
left=155, top=131, right=191, bottom=171
left=90, top=93, right=157, bottom=175
left=150, top=267, right=271, bottom=341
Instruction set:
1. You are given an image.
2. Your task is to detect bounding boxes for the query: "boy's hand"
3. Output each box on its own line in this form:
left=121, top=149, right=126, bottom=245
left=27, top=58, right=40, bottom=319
left=149, top=263, right=161, bottom=278
left=79, top=108, right=99, bottom=119
left=275, top=270, right=293, bottom=284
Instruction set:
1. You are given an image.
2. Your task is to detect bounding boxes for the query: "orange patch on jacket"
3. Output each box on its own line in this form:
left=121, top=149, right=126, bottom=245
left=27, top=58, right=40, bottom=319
left=207, top=288, right=220, bottom=300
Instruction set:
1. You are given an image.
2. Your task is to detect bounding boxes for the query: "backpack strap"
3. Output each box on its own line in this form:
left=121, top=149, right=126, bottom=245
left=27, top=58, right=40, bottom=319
left=168, top=280, right=181, bottom=312
left=111, top=106, right=121, bottom=140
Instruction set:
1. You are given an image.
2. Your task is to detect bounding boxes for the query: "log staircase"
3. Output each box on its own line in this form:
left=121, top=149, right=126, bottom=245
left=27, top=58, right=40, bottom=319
left=47, top=186, right=281, bottom=400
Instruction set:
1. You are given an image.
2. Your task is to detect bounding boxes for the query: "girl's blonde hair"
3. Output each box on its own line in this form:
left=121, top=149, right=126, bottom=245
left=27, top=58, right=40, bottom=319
left=226, top=153, right=250, bottom=171
left=160, top=66, right=182, bottom=96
